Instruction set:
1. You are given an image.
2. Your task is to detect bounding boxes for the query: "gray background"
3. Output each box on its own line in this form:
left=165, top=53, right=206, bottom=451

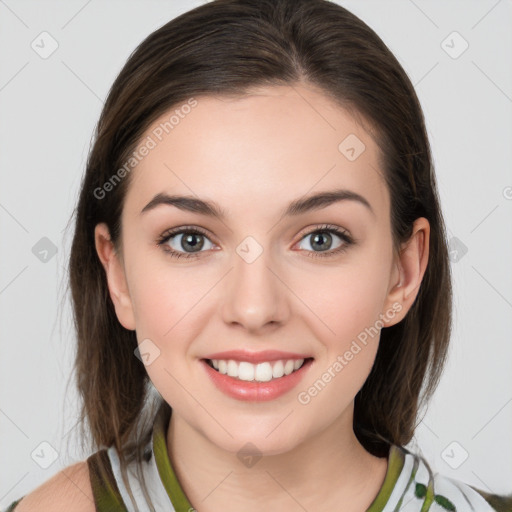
left=1, top=0, right=511, bottom=507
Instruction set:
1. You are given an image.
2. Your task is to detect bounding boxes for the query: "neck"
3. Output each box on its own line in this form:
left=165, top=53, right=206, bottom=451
left=166, top=404, right=389, bottom=512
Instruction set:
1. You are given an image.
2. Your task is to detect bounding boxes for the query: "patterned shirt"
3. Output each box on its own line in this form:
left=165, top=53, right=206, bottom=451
left=4, top=402, right=512, bottom=511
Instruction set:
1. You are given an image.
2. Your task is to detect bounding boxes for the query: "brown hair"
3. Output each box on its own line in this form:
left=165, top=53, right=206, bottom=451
left=68, top=0, right=452, bottom=508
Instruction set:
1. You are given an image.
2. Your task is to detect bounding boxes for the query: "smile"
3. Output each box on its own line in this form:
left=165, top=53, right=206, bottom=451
left=201, top=353, right=314, bottom=402
left=206, top=358, right=306, bottom=382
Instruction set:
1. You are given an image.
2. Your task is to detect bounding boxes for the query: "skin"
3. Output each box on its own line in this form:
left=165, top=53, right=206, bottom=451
left=95, top=82, right=429, bottom=512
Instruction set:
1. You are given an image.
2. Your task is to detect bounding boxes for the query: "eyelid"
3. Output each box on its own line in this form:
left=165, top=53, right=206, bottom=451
left=295, top=223, right=352, bottom=241
left=157, top=225, right=214, bottom=242
left=156, top=225, right=217, bottom=252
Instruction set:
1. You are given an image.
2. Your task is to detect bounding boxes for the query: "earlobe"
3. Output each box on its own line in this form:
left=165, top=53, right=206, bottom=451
left=94, top=223, right=136, bottom=331
left=382, top=217, right=430, bottom=327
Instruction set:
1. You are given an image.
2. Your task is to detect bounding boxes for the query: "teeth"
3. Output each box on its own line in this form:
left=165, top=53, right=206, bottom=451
left=227, top=360, right=238, bottom=377
left=284, top=360, right=295, bottom=375
left=255, top=362, right=273, bottom=382
left=238, top=361, right=255, bottom=381
left=209, top=358, right=305, bottom=382
left=272, top=360, right=284, bottom=378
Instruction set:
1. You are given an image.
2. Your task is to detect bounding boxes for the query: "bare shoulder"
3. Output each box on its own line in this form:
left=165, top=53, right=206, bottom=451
left=15, top=460, right=95, bottom=512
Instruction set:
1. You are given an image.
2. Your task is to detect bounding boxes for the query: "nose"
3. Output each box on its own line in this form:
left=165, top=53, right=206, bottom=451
left=221, top=244, right=289, bottom=334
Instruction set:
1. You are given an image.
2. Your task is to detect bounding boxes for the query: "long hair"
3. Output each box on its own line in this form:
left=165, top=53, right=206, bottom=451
left=68, top=0, right=452, bottom=508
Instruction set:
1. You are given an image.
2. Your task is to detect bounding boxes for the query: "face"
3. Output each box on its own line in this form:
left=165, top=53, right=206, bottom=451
left=96, top=83, right=423, bottom=456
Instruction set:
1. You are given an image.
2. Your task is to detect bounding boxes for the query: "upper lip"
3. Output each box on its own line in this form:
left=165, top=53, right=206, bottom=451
left=202, top=350, right=312, bottom=364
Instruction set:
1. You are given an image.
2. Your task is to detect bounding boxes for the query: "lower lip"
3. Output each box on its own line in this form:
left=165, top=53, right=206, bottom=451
left=201, top=359, right=313, bottom=402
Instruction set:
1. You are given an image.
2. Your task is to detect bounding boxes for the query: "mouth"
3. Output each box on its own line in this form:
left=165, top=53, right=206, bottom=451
left=200, top=354, right=314, bottom=401
left=204, top=357, right=313, bottom=383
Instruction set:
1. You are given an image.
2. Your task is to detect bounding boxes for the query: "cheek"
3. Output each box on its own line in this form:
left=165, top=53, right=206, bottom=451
left=301, top=251, right=392, bottom=348
left=128, top=248, right=208, bottom=339
left=295, top=261, right=390, bottom=418
left=127, top=262, right=209, bottom=403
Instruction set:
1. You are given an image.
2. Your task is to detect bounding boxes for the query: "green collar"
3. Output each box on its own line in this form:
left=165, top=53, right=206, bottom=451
left=152, top=402, right=195, bottom=511
left=366, top=444, right=406, bottom=511
left=152, top=401, right=405, bottom=512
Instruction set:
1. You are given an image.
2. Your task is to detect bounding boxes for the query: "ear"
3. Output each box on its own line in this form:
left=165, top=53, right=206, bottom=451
left=94, top=223, right=136, bottom=330
left=381, top=217, right=430, bottom=327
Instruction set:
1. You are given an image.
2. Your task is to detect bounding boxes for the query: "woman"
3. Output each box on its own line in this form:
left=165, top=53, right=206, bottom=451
left=7, top=0, right=511, bottom=510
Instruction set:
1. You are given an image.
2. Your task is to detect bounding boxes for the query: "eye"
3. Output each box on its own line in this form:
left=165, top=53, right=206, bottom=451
left=156, top=226, right=215, bottom=260
left=156, top=223, right=355, bottom=261
left=296, top=224, right=354, bottom=258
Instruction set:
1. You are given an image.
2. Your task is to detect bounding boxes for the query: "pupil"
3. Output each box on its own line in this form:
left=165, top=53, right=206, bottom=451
left=312, top=232, right=331, bottom=252
left=183, top=233, right=204, bottom=252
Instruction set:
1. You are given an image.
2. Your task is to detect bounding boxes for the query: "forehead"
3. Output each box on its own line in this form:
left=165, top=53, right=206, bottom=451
left=123, top=84, right=388, bottom=222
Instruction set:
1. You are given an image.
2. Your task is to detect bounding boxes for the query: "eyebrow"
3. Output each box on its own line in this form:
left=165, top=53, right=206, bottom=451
left=140, top=188, right=375, bottom=219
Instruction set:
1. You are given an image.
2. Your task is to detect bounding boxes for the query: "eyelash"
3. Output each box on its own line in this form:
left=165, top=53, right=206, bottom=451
left=155, top=224, right=355, bottom=260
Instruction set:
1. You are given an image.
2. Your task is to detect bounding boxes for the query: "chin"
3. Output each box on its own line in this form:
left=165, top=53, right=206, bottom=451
left=202, top=417, right=308, bottom=458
